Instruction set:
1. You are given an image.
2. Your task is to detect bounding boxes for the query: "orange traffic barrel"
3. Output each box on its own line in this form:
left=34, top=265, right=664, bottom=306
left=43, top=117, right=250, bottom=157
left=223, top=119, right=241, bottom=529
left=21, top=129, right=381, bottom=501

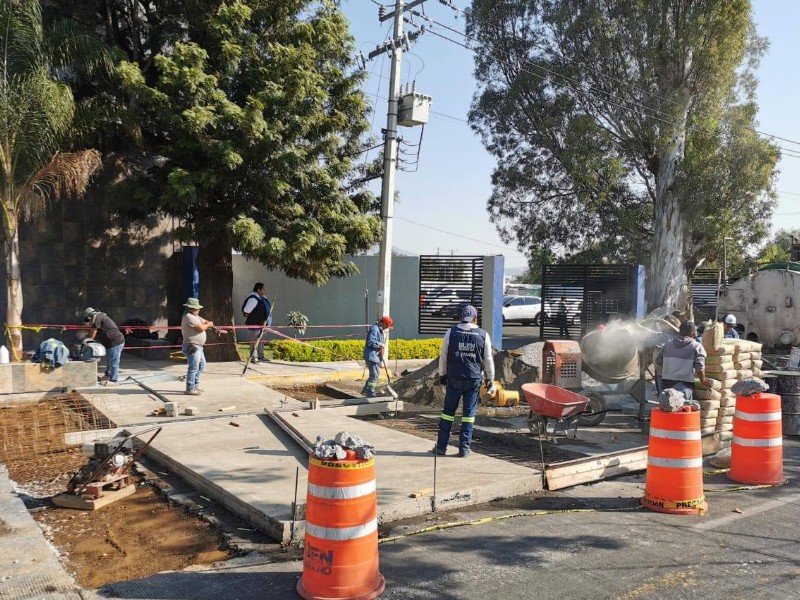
left=728, top=392, right=784, bottom=485
left=297, top=455, right=385, bottom=600
left=642, top=408, right=707, bottom=515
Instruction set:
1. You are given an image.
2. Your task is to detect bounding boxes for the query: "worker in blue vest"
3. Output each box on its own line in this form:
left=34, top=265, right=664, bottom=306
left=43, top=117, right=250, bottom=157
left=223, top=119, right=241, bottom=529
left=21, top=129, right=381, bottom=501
left=361, top=315, right=393, bottom=398
left=433, top=304, right=495, bottom=458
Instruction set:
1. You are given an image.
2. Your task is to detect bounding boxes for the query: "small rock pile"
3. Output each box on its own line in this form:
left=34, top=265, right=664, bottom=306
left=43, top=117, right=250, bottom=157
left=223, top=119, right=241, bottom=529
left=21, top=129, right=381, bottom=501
left=657, top=388, right=699, bottom=412
left=390, top=342, right=542, bottom=406
left=313, top=431, right=375, bottom=460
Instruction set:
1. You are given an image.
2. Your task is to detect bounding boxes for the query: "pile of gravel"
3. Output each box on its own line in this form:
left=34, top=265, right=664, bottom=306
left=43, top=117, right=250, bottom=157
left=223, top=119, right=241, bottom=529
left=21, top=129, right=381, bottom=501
left=392, top=342, right=542, bottom=406
left=313, top=431, right=375, bottom=460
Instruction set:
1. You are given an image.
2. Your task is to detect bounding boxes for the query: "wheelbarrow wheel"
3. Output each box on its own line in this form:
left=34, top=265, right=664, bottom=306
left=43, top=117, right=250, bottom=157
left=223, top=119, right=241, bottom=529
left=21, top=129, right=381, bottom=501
left=577, top=392, right=607, bottom=427
left=527, top=411, right=547, bottom=436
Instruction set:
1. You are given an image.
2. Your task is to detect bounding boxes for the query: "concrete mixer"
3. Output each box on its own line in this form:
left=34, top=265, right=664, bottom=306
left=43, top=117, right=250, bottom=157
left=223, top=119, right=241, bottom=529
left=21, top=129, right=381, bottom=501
left=540, top=312, right=675, bottom=427
left=717, top=266, right=800, bottom=348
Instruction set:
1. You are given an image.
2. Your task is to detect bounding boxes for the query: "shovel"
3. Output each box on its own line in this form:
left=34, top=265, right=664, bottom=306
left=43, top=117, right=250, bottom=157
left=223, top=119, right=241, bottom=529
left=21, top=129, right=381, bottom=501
left=381, top=360, right=399, bottom=400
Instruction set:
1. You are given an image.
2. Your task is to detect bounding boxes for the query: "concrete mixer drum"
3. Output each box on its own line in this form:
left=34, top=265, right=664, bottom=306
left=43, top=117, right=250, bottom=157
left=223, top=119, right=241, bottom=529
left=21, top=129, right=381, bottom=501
left=580, top=327, right=641, bottom=383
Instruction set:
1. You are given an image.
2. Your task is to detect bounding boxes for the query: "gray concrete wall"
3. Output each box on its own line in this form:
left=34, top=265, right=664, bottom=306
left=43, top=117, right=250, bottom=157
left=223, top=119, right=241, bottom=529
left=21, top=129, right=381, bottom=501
left=232, top=255, right=433, bottom=340
left=232, top=254, right=505, bottom=343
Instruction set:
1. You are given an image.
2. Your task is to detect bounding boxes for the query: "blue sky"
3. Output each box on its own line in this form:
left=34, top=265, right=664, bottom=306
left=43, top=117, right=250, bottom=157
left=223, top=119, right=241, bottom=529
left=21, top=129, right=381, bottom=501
left=342, top=0, right=800, bottom=270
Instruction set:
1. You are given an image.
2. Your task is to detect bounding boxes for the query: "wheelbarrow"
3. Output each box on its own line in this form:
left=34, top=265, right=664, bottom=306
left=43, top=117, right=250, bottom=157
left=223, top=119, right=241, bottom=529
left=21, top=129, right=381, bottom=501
left=521, top=383, right=590, bottom=443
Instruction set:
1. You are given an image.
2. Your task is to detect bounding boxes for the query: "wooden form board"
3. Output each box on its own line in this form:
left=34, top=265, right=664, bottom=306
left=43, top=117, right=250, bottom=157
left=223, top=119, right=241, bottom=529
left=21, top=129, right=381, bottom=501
left=545, top=446, right=648, bottom=491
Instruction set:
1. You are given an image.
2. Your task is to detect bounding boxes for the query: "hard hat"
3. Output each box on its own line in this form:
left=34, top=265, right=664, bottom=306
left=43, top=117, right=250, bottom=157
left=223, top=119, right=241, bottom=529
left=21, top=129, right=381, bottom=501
left=724, top=314, right=737, bottom=325
left=379, top=315, right=393, bottom=328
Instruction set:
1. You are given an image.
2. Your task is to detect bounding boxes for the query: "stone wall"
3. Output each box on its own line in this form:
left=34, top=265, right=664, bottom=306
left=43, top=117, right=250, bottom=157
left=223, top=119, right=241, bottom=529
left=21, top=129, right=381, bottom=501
left=0, top=185, right=181, bottom=351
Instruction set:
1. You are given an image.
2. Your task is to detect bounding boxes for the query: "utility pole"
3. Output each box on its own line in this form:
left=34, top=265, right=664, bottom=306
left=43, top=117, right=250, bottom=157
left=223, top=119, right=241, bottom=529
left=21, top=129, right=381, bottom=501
left=371, top=0, right=428, bottom=328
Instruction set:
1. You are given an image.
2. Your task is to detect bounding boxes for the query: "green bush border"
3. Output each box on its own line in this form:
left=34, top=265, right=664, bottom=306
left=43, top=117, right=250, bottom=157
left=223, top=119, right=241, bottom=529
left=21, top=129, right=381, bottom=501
left=267, top=338, right=441, bottom=362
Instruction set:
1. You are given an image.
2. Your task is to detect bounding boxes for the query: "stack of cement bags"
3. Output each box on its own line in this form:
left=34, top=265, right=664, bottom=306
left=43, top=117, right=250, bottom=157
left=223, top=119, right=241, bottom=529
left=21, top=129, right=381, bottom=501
left=696, top=331, right=764, bottom=445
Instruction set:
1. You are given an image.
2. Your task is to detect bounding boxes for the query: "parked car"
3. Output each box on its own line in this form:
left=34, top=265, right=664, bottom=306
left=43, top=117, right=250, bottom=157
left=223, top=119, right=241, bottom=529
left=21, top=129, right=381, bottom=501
left=420, top=287, right=472, bottom=319
left=502, top=295, right=543, bottom=326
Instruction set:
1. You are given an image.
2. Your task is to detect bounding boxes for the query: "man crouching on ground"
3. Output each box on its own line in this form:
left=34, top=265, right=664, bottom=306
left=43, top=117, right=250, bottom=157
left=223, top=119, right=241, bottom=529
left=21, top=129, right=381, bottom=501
left=433, top=304, right=495, bottom=458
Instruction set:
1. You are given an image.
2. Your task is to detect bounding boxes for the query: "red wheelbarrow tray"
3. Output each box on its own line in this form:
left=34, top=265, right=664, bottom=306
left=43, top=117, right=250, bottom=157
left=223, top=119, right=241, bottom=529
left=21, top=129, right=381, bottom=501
left=521, top=383, right=589, bottom=419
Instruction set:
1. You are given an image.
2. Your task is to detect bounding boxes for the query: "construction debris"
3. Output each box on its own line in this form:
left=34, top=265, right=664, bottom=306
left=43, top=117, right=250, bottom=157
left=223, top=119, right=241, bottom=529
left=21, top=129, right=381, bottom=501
left=731, top=377, right=769, bottom=397
left=658, top=388, right=692, bottom=412
left=391, top=342, right=542, bottom=406
left=313, top=431, right=375, bottom=460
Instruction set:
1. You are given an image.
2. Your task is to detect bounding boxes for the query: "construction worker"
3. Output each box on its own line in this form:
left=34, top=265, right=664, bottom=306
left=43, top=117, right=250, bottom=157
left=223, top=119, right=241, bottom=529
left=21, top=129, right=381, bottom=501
left=241, top=282, right=272, bottom=363
left=723, top=314, right=740, bottom=339
left=181, top=298, right=215, bottom=396
left=557, top=296, right=570, bottom=338
left=83, top=307, right=125, bottom=386
left=655, top=320, right=711, bottom=401
left=362, top=316, right=393, bottom=398
left=433, top=305, right=495, bottom=458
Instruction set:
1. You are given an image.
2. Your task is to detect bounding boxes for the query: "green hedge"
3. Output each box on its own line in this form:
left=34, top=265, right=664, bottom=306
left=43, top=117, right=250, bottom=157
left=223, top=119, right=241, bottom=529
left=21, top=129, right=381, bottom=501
left=269, top=338, right=442, bottom=362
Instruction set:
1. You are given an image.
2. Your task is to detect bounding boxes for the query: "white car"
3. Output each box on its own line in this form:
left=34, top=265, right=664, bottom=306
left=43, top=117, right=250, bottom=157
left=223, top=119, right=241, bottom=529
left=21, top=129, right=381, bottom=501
left=502, top=295, right=543, bottom=326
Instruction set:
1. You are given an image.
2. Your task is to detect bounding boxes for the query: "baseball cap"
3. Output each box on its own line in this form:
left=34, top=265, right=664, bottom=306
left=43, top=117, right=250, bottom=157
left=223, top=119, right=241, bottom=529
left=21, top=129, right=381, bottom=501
left=379, top=315, right=394, bottom=328
left=724, top=314, right=737, bottom=325
left=460, top=304, right=478, bottom=322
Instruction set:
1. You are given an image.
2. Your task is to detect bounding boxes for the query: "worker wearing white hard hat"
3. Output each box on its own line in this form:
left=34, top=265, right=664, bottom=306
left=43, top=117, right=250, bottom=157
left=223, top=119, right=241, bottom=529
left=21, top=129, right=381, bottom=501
left=723, top=314, right=739, bottom=339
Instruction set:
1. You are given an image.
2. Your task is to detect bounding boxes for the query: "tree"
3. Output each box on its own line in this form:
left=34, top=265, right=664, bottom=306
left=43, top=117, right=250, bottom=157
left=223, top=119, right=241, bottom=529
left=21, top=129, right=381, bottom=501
left=468, top=0, right=778, bottom=313
left=54, top=0, right=382, bottom=360
left=0, top=1, right=109, bottom=355
left=755, top=228, right=800, bottom=266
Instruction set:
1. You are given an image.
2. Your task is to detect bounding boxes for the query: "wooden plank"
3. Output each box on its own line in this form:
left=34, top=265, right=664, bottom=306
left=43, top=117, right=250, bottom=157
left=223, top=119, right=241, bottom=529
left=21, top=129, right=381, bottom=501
left=320, top=401, right=402, bottom=416
left=52, top=484, right=136, bottom=510
left=409, top=487, right=433, bottom=498
left=545, top=446, right=648, bottom=491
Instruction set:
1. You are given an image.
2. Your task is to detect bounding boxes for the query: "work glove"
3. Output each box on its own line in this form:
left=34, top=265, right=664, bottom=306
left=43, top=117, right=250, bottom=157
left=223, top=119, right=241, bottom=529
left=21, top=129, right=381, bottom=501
left=486, top=382, right=497, bottom=396
left=438, top=375, right=447, bottom=386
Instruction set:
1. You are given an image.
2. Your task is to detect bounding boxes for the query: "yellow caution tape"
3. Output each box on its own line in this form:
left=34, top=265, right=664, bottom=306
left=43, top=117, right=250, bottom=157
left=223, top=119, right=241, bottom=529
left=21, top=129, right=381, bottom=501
left=642, top=494, right=706, bottom=512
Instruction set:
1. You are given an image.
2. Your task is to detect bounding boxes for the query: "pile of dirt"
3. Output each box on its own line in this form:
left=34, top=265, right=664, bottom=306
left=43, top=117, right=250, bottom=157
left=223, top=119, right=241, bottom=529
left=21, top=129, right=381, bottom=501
left=0, top=394, right=231, bottom=588
left=393, top=342, right=542, bottom=405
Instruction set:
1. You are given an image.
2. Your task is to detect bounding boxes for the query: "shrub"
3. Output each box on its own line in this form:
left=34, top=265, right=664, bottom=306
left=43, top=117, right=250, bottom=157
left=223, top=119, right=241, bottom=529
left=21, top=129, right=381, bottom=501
left=269, top=338, right=441, bottom=362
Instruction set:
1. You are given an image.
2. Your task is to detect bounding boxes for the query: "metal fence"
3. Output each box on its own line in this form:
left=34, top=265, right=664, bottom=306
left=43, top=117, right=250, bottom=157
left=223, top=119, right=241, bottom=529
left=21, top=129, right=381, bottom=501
left=540, top=264, right=635, bottom=340
left=418, top=256, right=483, bottom=334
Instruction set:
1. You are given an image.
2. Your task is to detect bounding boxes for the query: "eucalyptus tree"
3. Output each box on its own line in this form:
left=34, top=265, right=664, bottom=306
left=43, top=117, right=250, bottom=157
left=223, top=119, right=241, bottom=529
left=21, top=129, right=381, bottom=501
left=468, top=0, right=778, bottom=311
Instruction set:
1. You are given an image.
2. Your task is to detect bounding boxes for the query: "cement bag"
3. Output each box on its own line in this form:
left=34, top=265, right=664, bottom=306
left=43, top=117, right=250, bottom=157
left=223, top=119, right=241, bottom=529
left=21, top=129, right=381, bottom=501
left=739, top=340, right=763, bottom=353
left=753, top=369, right=764, bottom=377
left=695, top=377, right=722, bottom=390
left=700, top=409, right=718, bottom=420
left=733, top=360, right=752, bottom=370
left=706, top=362, right=734, bottom=373
left=706, top=355, right=734, bottom=365
left=735, top=352, right=752, bottom=361
left=695, top=389, right=722, bottom=401
left=718, top=415, right=734, bottom=425
left=708, top=370, right=738, bottom=381
left=737, top=369, right=754, bottom=379
left=753, top=359, right=763, bottom=369
left=720, top=405, right=736, bottom=416
left=700, top=417, right=717, bottom=428
left=722, top=339, right=741, bottom=351
left=702, top=322, right=724, bottom=353
left=720, top=396, right=737, bottom=407
left=701, top=426, right=716, bottom=435
left=706, top=345, right=734, bottom=356
left=699, top=399, right=721, bottom=410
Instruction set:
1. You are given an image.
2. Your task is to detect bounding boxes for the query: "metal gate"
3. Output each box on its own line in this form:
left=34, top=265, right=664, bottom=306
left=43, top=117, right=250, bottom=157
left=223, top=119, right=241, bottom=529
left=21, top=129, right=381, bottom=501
left=691, top=268, right=722, bottom=322
left=540, top=264, right=635, bottom=340
left=418, top=256, right=483, bottom=334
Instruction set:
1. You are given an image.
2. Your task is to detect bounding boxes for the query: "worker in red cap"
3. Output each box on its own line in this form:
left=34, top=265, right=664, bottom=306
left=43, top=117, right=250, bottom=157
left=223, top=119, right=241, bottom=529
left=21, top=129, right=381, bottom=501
left=362, top=315, right=393, bottom=398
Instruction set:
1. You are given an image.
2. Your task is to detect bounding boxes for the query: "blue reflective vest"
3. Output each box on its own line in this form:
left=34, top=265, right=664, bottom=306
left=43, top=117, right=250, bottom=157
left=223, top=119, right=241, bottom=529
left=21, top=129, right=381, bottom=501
left=446, top=325, right=486, bottom=380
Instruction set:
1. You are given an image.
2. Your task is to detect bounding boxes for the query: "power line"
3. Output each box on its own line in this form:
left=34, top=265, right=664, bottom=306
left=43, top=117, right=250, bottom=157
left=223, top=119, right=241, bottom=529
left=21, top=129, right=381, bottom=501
left=396, top=215, right=526, bottom=254
left=437, top=0, right=800, bottom=150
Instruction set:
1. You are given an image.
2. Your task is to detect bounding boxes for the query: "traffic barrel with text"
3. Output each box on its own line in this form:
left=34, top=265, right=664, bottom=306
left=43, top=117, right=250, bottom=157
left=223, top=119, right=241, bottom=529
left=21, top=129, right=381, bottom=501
left=297, top=454, right=385, bottom=600
left=642, top=408, right=707, bottom=515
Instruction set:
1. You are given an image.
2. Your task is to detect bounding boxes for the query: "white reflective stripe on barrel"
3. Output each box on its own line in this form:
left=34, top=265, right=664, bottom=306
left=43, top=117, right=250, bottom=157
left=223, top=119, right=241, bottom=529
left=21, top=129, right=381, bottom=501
left=649, top=428, right=701, bottom=441
left=734, top=410, right=782, bottom=422
left=732, top=436, right=783, bottom=447
left=308, top=480, right=376, bottom=500
left=647, top=456, right=703, bottom=469
left=305, top=518, right=378, bottom=541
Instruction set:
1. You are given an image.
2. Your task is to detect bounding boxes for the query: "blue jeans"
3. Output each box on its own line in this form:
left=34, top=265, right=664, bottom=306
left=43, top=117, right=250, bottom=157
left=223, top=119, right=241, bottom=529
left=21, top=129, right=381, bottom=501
left=663, top=380, right=693, bottom=401
left=247, top=326, right=266, bottom=360
left=363, top=360, right=380, bottom=397
left=183, top=343, right=206, bottom=391
left=105, top=343, right=124, bottom=382
left=437, top=378, right=481, bottom=454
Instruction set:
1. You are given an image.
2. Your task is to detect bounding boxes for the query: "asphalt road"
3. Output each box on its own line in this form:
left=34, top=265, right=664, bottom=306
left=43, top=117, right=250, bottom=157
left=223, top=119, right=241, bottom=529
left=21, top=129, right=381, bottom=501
left=501, top=323, right=540, bottom=350
left=100, top=440, right=800, bottom=600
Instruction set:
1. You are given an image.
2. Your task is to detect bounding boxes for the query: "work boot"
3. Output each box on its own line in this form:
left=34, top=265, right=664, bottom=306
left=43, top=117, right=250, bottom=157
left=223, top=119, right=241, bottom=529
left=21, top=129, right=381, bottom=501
left=250, top=357, right=259, bottom=364
left=458, top=449, right=472, bottom=458
left=430, top=445, right=447, bottom=456
left=185, top=389, right=201, bottom=396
